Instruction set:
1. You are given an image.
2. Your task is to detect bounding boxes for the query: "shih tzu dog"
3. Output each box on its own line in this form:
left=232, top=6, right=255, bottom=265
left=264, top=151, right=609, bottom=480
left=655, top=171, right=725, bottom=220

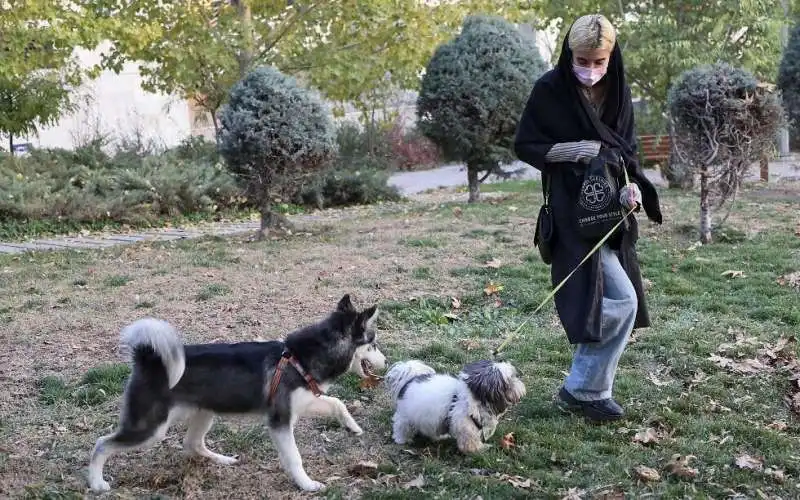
left=384, top=359, right=526, bottom=454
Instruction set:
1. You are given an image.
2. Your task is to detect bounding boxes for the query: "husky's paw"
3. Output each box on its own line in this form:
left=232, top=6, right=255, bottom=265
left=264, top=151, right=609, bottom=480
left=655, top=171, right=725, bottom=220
left=212, top=454, right=239, bottom=466
left=348, top=424, right=364, bottom=436
left=300, top=480, right=325, bottom=492
left=89, top=478, right=111, bottom=492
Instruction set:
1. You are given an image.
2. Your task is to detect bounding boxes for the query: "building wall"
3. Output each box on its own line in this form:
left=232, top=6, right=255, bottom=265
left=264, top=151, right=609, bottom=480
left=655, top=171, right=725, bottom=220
left=17, top=42, right=193, bottom=151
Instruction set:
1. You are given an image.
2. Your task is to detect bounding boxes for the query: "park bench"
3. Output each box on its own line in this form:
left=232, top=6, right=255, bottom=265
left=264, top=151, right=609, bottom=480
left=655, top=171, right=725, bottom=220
left=637, top=134, right=670, bottom=166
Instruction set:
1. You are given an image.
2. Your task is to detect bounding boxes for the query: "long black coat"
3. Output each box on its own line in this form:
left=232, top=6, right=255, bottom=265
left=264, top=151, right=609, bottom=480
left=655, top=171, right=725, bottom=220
left=513, top=34, right=663, bottom=345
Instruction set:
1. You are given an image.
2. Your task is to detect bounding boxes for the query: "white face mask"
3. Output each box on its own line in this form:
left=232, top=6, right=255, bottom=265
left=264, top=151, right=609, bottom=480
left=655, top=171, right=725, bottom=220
left=573, top=64, right=607, bottom=87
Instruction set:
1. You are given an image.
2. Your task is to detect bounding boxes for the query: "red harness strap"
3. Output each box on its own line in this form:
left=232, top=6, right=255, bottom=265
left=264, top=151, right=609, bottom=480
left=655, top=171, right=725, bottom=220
left=267, top=350, right=322, bottom=404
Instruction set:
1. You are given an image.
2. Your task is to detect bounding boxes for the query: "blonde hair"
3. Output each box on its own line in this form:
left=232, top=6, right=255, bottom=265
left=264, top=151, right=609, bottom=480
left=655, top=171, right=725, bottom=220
left=568, top=14, right=616, bottom=52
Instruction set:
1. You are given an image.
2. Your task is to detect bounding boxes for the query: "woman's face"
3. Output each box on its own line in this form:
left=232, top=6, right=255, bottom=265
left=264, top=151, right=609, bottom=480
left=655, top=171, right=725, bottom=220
left=572, top=47, right=612, bottom=70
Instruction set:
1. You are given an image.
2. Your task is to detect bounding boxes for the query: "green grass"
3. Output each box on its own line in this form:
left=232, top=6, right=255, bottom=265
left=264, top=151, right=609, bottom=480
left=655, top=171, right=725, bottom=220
left=103, top=274, right=133, bottom=287
left=3, top=178, right=799, bottom=499
left=38, top=363, right=131, bottom=407
left=195, top=283, right=232, bottom=301
left=338, top=183, right=800, bottom=499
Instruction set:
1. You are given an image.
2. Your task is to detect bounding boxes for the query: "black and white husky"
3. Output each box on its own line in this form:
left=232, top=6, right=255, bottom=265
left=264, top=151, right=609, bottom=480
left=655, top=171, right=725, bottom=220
left=88, top=294, right=386, bottom=493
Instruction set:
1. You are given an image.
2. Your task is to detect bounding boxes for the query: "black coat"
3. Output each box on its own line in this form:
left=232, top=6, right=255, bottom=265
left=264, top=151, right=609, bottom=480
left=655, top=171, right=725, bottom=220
left=514, top=32, right=663, bottom=345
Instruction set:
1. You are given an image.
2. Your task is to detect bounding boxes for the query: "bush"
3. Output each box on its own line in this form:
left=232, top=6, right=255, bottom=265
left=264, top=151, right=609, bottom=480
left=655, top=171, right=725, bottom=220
left=293, top=164, right=402, bottom=210
left=668, top=62, right=784, bottom=243
left=333, top=118, right=440, bottom=172
left=417, top=15, right=547, bottom=202
left=0, top=145, right=243, bottom=229
left=218, top=65, right=336, bottom=239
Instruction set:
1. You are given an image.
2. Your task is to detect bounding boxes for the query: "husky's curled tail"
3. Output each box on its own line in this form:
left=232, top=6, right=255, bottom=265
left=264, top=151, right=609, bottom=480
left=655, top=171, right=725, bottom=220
left=384, top=360, right=437, bottom=403
left=120, top=318, right=186, bottom=388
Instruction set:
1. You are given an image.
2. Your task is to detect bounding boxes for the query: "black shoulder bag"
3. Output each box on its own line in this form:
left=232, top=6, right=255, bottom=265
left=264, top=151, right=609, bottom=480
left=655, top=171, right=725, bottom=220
left=574, top=150, right=625, bottom=241
left=573, top=95, right=631, bottom=242
left=534, top=173, right=554, bottom=264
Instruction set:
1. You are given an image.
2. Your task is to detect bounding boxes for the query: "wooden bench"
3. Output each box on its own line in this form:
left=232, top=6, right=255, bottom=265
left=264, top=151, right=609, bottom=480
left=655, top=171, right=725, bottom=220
left=637, top=135, right=671, bottom=165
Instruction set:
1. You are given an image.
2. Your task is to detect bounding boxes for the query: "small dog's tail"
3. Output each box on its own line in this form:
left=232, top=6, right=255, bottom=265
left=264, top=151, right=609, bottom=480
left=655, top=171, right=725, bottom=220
left=120, top=318, right=186, bottom=388
left=384, top=360, right=436, bottom=403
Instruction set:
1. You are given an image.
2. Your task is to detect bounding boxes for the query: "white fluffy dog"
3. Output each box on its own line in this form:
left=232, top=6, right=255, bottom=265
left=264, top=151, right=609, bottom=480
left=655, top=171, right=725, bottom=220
left=384, top=359, right=526, bottom=454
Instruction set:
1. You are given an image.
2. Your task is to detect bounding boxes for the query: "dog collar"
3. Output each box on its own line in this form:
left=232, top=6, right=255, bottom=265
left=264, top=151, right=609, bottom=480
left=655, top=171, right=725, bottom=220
left=267, top=349, right=323, bottom=404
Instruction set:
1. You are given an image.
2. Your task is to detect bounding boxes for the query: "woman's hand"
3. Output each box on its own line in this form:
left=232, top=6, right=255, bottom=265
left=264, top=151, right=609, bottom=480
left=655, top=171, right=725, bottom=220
left=619, top=183, right=642, bottom=211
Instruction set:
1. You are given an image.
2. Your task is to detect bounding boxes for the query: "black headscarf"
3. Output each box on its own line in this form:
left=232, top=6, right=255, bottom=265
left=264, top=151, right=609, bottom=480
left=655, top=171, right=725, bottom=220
left=515, top=25, right=662, bottom=224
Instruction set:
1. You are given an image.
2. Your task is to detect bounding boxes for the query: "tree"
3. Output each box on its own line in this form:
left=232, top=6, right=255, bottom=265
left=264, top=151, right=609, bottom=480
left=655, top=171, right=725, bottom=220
left=0, top=1, right=106, bottom=154
left=778, top=25, right=800, bottom=135
left=416, top=15, right=546, bottom=203
left=668, top=63, right=784, bottom=243
left=89, top=1, right=529, bottom=132
left=217, top=65, right=335, bottom=240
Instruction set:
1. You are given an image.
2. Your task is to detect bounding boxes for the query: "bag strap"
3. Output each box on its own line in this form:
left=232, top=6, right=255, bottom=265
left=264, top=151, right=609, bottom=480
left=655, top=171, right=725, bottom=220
left=541, top=172, right=551, bottom=205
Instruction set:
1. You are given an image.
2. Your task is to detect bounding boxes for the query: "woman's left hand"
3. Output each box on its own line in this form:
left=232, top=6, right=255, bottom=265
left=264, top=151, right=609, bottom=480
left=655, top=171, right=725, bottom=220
left=619, top=183, right=642, bottom=211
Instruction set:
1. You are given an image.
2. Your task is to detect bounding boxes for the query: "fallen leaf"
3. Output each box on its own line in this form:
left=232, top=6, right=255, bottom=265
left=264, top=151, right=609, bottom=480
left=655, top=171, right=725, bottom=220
left=776, top=271, right=800, bottom=289
left=642, top=278, right=653, bottom=291
left=506, top=476, right=531, bottom=488
left=765, top=467, right=787, bottom=483
left=633, top=465, right=661, bottom=482
left=766, top=421, right=788, bottom=432
left=647, top=371, right=671, bottom=387
left=721, top=269, right=746, bottom=279
left=508, top=205, right=519, bottom=212
left=709, top=354, right=771, bottom=375
left=451, top=297, right=462, bottom=309
left=632, top=427, right=661, bottom=445
left=665, top=454, right=698, bottom=479
left=592, top=487, right=625, bottom=500
left=358, top=361, right=383, bottom=390
left=349, top=461, right=379, bottom=478
left=561, top=487, right=585, bottom=500
left=734, top=453, right=764, bottom=471
left=459, top=338, right=481, bottom=351
left=500, top=432, right=516, bottom=449
left=402, top=474, right=425, bottom=490
left=442, top=312, right=460, bottom=321
left=484, top=282, right=504, bottom=296
left=484, top=258, right=502, bottom=269
left=452, top=207, right=463, bottom=218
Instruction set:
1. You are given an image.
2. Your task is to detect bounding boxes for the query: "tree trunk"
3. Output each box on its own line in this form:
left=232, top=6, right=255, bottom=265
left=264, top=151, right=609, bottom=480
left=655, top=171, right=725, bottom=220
left=8, top=133, right=14, bottom=157
left=467, top=164, right=480, bottom=203
left=233, top=0, right=254, bottom=78
left=257, top=202, right=295, bottom=241
left=210, top=108, right=220, bottom=145
left=699, top=164, right=712, bottom=244
left=760, top=155, right=769, bottom=182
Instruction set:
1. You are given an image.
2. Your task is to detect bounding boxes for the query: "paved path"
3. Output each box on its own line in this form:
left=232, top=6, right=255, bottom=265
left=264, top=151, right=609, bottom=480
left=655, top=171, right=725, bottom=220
left=1, top=158, right=798, bottom=254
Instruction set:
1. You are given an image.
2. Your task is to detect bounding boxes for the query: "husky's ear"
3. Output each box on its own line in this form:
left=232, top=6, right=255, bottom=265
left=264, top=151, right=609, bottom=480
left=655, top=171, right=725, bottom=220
left=337, top=294, right=355, bottom=313
left=354, top=305, right=378, bottom=343
left=360, top=305, right=378, bottom=331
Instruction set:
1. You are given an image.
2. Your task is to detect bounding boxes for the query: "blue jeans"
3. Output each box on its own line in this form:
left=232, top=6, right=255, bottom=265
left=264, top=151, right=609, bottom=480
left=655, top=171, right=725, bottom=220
left=563, top=244, right=638, bottom=401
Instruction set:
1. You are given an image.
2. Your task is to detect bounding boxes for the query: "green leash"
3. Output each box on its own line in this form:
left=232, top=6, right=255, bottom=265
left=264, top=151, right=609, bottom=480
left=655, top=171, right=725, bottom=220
left=493, top=168, right=636, bottom=357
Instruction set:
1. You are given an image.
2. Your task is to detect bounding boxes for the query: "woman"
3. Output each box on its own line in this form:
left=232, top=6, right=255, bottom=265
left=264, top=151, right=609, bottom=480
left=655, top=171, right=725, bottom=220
left=514, top=14, right=663, bottom=422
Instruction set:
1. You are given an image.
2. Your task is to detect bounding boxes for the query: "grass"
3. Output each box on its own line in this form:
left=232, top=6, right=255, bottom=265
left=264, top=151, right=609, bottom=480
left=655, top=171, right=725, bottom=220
left=0, top=179, right=798, bottom=499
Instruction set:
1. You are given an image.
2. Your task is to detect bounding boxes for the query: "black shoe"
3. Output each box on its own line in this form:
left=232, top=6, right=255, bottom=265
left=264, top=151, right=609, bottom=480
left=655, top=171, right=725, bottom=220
left=556, top=388, right=624, bottom=423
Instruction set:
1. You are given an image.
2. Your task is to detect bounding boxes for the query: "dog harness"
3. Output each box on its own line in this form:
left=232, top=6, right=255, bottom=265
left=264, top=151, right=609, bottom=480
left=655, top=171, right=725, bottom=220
left=267, top=349, right=323, bottom=404
left=441, top=393, right=485, bottom=440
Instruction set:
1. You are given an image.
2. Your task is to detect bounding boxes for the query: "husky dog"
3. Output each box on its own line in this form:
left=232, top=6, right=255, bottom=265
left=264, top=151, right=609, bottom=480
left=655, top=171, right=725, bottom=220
left=88, top=294, right=386, bottom=493
left=385, top=359, right=525, bottom=454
